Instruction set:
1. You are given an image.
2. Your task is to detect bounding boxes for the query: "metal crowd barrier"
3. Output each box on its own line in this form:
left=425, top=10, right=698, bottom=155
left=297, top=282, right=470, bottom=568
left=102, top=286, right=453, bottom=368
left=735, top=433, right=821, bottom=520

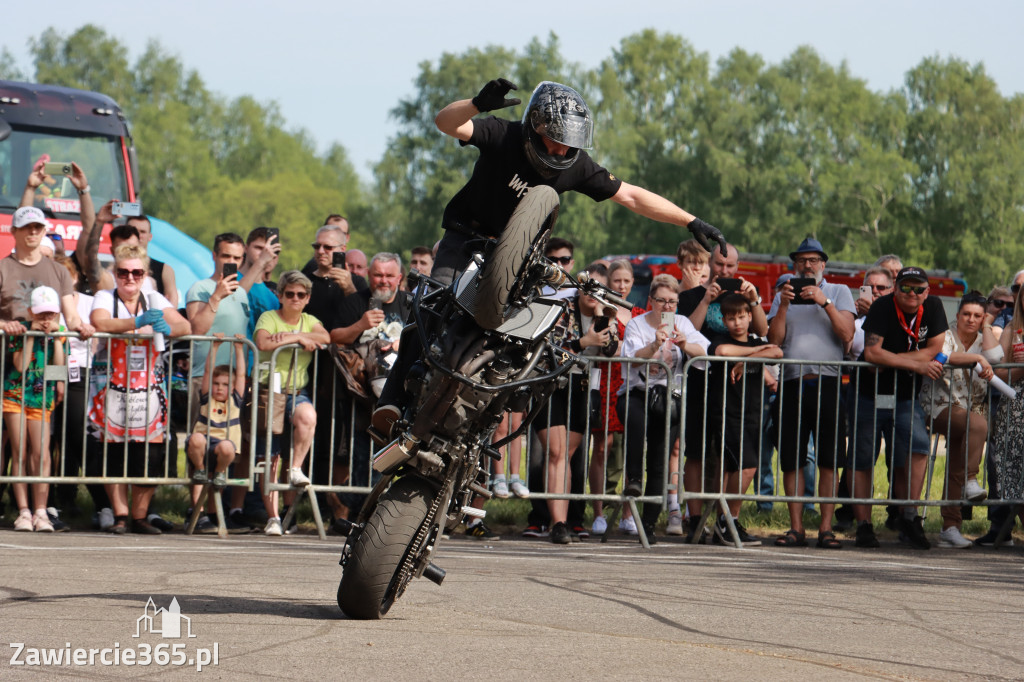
left=4, top=327, right=1022, bottom=547
left=675, top=355, right=1024, bottom=547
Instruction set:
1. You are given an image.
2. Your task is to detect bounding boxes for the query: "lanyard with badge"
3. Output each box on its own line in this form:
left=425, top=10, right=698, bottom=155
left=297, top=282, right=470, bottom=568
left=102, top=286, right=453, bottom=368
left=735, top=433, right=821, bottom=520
left=115, top=291, right=150, bottom=377
left=894, top=304, right=923, bottom=351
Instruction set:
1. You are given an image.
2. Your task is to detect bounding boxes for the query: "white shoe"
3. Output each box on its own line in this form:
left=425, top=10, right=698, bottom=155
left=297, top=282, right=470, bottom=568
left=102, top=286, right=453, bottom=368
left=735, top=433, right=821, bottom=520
left=666, top=510, right=684, bottom=536
left=32, top=510, right=54, bottom=532
left=264, top=517, right=283, bottom=536
left=14, top=510, right=33, bottom=532
left=964, top=479, right=988, bottom=503
left=619, top=516, right=638, bottom=535
left=491, top=478, right=510, bottom=499
left=510, top=479, right=531, bottom=498
left=937, top=526, right=972, bottom=549
left=288, top=467, right=310, bottom=487
left=591, top=515, right=608, bottom=535
left=98, top=507, right=115, bottom=531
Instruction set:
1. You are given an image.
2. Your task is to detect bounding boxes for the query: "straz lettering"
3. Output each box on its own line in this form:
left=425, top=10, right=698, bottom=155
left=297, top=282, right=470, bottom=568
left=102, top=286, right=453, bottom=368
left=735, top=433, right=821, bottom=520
left=508, top=173, right=530, bottom=198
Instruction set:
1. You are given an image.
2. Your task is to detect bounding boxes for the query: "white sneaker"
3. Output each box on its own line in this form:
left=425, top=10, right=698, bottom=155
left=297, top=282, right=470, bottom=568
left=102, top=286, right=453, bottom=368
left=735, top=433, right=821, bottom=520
left=491, top=478, right=510, bottom=499
left=619, top=516, right=638, bottom=535
left=14, top=510, right=33, bottom=532
left=591, top=515, right=608, bottom=535
left=98, top=507, right=115, bottom=531
left=964, top=478, right=988, bottom=503
left=510, top=479, right=531, bottom=498
left=265, top=517, right=283, bottom=536
left=32, top=510, right=54, bottom=532
left=937, top=526, right=972, bottom=549
left=288, top=467, right=310, bottom=487
left=666, top=510, right=684, bottom=536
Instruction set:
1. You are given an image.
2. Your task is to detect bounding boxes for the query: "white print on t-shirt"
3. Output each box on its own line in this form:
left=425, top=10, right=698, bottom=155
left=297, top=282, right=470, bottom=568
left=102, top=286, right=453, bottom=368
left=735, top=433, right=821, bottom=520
left=508, top=173, right=530, bottom=198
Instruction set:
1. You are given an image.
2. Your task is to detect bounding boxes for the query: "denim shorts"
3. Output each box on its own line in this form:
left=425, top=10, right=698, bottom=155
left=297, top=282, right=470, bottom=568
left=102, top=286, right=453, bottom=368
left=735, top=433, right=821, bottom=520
left=852, top=396, right=931, bottom=471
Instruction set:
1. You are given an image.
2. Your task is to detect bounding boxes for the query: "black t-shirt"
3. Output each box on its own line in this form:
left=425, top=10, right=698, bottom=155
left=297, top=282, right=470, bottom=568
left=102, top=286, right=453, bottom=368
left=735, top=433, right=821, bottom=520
left=338, top=289, right=412, bottom=332
left=301, top=261, right=369, bottom=332
left=442, top=117, right=622, bottom=237
left=859, top=293, right=948, bottom=400
left=707, top=332, right=768, bottom=422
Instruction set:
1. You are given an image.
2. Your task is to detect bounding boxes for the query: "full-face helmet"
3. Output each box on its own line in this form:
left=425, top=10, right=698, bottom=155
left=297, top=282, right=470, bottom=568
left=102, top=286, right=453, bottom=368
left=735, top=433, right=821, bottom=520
left=522, top=81, right=594, bottom=176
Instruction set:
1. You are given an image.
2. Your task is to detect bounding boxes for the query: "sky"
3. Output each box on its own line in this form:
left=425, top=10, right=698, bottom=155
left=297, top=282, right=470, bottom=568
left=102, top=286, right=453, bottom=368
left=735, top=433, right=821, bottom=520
left=4, top=1, right=1022, bottom=182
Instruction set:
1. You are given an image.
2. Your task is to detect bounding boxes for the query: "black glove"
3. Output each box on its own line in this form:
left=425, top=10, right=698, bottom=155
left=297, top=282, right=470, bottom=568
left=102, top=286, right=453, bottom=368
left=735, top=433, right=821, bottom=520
left=472, top=78, right=521, bottom=112
left=687, top=217, right=727, bottom=255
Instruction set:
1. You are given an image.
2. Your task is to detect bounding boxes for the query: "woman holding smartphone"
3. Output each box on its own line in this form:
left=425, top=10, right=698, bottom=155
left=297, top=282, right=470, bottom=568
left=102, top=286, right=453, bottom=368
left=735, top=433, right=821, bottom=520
left=617, top=275, right=709, bottom=543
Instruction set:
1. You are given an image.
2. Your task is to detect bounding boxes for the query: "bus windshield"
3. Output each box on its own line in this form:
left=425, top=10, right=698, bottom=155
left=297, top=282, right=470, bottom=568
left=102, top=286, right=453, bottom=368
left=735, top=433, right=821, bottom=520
left=0, top=127, right=128, bottom=215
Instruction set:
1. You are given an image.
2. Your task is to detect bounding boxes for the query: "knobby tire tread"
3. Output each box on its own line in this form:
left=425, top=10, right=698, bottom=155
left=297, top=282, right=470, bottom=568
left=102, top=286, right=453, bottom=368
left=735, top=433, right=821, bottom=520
left=337, top=477, right=434, bottom=619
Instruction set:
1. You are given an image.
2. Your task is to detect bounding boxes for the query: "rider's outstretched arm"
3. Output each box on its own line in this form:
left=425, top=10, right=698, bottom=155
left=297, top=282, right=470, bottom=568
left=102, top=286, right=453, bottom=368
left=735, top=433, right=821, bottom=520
left=610, top=182, right=696, bottom=226
left=611, top=182, right=725, bottom=253
left=435, top=100, right=478, bottom=141
left=436, top=78, right=521, bottom=142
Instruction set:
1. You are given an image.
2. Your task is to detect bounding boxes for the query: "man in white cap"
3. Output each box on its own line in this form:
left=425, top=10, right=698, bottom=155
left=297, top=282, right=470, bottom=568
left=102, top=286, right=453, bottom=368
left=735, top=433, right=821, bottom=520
left=0, top=206, right=94, bottom=337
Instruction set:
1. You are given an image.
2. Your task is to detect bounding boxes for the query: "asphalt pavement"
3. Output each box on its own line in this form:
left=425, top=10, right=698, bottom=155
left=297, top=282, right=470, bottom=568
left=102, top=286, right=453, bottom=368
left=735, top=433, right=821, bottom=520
left=1, top=530, right=1022, bottom=680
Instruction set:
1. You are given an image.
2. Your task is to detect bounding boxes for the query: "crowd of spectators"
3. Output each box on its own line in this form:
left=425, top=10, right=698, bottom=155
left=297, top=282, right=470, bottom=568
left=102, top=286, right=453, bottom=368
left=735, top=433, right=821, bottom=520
left=2, top=158, right=1023, bottom=553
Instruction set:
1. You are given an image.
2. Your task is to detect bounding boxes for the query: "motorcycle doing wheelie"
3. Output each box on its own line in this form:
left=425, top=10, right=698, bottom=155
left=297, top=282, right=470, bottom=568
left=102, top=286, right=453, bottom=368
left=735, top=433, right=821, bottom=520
left=335, top=185, right=633, bottom=619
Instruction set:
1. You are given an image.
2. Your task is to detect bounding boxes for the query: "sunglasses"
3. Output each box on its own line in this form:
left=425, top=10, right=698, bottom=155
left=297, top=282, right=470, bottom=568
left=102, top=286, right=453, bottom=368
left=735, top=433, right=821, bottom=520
left=898, top=284, right=927, bottom=295
left=49, top=234, right=63, bottom=242
left=116, top=268, right=146, bottom=280
left=1013, top=283, right=1021, bottom=295
left=650, top=296, right=679, bottom=306
left=867, top=284, right=892, bottom=292
left=283, top=290, right=309, bottom=300
left=989, top=299, right=1014, bottom=309
left=311, top=242, right=336, bottom=251
left=549, top=256, right=573, bottom=266
left=793, top=256, right=823, bottom=265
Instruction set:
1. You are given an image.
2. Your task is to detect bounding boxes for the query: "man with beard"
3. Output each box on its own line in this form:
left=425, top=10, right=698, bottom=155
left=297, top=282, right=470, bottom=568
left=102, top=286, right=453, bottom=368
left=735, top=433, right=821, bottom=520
left=332, top=253, right=411, bottom=520
left=766, top=238, right=855, bottom=548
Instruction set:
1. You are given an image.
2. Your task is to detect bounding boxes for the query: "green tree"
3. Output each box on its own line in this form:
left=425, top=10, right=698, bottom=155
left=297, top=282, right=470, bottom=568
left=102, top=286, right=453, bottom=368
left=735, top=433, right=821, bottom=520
left=902, top=57, right=1024, bottom=289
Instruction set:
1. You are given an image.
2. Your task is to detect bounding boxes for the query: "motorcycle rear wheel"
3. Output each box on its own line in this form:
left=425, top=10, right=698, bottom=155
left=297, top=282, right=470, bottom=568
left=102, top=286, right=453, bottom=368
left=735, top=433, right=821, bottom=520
left=473, top=185, right=560, bottom=329
left=337, top=476, right=435, bottom=619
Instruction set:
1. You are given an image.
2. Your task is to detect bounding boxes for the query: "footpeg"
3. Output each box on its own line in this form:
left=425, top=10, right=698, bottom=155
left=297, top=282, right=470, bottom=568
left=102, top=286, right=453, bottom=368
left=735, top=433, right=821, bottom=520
left=461, top=506, right=486, bottom=519
left=467, top=481, right=492, bottom=498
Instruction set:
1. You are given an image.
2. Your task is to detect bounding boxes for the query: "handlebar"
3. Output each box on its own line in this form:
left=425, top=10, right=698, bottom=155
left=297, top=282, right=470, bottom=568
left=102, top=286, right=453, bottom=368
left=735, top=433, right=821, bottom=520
left=575, top=271, right=633, bottom=310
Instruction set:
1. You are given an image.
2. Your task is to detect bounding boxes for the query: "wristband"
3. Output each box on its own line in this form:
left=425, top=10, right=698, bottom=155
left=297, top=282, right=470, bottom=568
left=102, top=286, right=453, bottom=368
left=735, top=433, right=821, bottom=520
left=569, top=338, right=582, bottom=353
left=77, top=185, right=90, bottom=196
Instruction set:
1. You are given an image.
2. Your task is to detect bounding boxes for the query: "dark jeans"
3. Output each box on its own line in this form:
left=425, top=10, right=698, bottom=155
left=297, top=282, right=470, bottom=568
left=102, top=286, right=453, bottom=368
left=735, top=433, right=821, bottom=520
left=618, top=389, right=679, bottom=527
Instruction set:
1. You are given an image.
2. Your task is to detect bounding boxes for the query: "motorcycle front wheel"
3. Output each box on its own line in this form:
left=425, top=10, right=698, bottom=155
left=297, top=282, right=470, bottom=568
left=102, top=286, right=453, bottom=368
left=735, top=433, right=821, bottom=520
left=473, top=185, right=560, bottom=330
left=337, top=476, right=435, bottom=619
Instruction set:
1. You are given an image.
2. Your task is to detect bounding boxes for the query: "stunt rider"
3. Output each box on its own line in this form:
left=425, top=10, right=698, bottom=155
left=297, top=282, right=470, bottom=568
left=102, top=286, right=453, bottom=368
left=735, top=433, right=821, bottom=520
left=371, top=78, right=725, bottom=439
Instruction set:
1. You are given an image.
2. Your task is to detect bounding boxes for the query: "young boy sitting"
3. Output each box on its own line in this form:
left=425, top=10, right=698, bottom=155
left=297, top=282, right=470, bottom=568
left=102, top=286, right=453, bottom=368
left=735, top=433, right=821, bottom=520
left=4, top=286, right=66, bottom=532
left=187, top=334, right=246, bottom=490
left=706, top=293, right=783, bottom=546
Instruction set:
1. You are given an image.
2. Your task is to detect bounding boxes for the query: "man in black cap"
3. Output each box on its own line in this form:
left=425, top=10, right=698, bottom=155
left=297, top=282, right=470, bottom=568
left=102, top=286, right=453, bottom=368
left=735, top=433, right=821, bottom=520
left=850, top=266, right=947, bottom=549
left=766, top=238, right=855, bottom=548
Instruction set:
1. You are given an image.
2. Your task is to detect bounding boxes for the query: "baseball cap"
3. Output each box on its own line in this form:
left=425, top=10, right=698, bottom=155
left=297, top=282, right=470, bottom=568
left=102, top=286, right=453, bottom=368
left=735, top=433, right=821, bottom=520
left=895, top=266, right=929, bottom=285
left=789, top=237, right=828, bottom=262
left=774, top=273, right=794, bottom=289
left=30, top=286, right=61, bottom=315
left=12, top=206, right=52, bottom=230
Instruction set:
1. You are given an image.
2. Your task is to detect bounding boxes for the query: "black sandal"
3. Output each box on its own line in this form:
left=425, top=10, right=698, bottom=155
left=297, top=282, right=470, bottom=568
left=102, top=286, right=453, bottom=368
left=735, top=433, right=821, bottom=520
left=774, top=529, right=807, bottom=547
left=816, top=530, right=842, bottom=549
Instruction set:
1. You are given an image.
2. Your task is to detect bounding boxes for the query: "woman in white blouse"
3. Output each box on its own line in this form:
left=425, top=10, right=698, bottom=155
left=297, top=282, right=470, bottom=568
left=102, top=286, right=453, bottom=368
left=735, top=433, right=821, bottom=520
left=919, top=292, right=1001, bottom=548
